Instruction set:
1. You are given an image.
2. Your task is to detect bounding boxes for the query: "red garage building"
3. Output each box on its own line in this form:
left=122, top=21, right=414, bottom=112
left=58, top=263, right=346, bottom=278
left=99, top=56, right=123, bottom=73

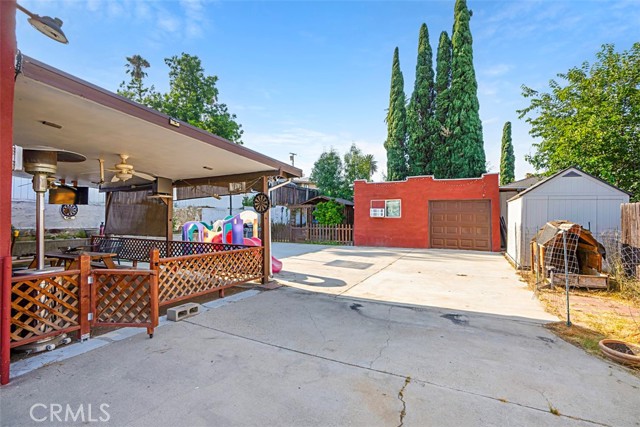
left=354, top=174, right=500, bottom=251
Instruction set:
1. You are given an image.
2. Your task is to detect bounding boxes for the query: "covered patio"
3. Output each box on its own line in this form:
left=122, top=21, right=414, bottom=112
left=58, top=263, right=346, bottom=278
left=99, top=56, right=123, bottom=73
left=1, top=44, right=300, bottom=382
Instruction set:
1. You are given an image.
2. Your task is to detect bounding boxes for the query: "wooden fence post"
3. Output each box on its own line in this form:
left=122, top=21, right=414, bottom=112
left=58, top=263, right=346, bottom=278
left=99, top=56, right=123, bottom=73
left=147, top=270, right=159, bottom=338
left=78, top=254, right=91, bottom=340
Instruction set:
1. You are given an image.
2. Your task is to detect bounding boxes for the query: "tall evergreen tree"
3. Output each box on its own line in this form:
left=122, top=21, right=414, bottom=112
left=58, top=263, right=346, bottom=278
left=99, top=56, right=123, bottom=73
left=499, top=122, right=515, bottom=185
left=407, top=24, right=440, bottom=177
left=446, top=0, right=486, bottom=178
left=433, top=31, right=453, bottom=178
left=384, top=47, right=408, bottom=181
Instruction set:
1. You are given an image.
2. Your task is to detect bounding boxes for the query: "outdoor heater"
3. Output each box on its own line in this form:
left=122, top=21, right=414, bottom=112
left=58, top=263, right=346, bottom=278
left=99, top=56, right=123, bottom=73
left=21, top=147, right=86, bottom=272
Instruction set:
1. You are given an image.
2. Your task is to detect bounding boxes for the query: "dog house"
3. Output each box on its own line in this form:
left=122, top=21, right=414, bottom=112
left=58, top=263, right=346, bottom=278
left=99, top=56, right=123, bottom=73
left=530, top=221, right=608, bottom=289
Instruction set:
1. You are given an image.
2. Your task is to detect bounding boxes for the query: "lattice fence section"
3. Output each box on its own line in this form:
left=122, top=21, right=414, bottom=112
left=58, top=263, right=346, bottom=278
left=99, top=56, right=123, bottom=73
left=10, top=272, right=81, bottom=347
left=91, top=236, right=246, bottom=262
left=92, top=270, right=158, bottom=327
left=158, top=247, right=264, bottom=305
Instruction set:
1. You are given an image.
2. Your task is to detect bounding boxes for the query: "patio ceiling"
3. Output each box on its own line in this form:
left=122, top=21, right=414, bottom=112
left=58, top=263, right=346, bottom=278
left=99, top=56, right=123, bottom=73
left=12, top=55, right=301, bottom=189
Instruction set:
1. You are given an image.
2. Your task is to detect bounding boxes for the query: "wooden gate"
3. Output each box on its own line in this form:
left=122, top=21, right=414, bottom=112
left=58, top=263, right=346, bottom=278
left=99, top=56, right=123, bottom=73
left=91, top=269, right=159, bottom=337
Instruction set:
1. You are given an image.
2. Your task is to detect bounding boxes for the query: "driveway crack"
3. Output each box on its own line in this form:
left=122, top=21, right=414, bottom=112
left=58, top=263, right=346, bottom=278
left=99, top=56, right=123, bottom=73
left=304, top=304, right=327, bottom=343
left=397, top=376, right=411, bottom=427
left=183, top=319, right=613, bottom=427
left=370, top=305, right=392, bottom=368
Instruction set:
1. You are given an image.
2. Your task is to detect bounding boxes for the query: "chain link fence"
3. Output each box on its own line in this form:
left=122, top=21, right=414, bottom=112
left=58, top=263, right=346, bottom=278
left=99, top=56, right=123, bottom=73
left=525, top=227, right=639, bottom=340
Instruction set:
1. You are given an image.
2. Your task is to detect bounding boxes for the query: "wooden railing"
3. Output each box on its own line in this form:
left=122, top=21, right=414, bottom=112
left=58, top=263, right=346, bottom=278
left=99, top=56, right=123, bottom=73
left=90, top=236, right=247, bottom=262
left=8, top=256, right=90, bottom=348
left=272, top=223, right=353, bottom=245
left=154, top=247, right=263, bottom=306
left=92, top=269, right=158, bottom=337
left=2, top=243, right=264, bottom=384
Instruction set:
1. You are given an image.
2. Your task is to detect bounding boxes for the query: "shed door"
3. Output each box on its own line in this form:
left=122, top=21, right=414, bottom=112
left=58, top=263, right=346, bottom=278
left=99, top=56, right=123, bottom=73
left=430, top=200, right=491, bottom=251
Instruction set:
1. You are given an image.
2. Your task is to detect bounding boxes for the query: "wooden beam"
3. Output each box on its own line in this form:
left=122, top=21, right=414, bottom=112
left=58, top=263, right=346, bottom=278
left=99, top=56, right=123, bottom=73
left=174, top=170, right=282, bottom=189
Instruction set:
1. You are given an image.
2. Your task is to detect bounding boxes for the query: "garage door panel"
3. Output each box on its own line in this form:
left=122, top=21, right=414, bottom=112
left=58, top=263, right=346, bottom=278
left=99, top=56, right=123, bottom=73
left=430, top=200, right=491, bottom=251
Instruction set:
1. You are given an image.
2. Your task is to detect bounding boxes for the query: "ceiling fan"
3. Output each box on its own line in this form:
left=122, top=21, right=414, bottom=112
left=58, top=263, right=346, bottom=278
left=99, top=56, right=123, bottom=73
left=106, top=154, right=155, bottom=183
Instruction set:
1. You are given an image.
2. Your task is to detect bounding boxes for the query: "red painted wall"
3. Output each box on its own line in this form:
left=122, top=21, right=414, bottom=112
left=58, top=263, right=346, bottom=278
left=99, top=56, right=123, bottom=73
left=354, top=174, right=500, bottom=251
left=0, top=0, right=16, bottom=385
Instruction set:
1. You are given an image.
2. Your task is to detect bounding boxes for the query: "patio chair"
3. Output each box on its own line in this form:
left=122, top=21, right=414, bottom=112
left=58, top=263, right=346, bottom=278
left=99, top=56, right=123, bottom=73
left=95, top=239, right=123, bottom=265
left=78, top=238, right=123, bottom=265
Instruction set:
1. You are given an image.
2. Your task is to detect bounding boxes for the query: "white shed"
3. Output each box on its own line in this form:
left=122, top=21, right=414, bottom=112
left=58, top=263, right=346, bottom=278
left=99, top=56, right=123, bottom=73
left=506, top=167, right=630, bottom=267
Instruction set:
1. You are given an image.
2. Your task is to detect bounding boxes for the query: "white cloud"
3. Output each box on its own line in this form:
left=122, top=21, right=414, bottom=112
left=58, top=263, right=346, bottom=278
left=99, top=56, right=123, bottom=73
left=483, top=63, right=513, bottom=77
left=157, top=14, right=180, bottom=34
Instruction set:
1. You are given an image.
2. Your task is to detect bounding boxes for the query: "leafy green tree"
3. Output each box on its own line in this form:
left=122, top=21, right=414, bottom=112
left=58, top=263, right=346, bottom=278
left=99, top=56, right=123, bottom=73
left=499, top=122, right=515, bottom=185
left=433, top=31, right=453, bottom=178
left=446, top=0, right=486, bottom=178
left=119, top=53, right=243, bottom=144
left=310, top=149, right=345, bottom=198
left=407, top=24, right=440, bottom=177
left=361, top=154, right=378, bottom=181
left=518, top=43, right=640, bottom=199
left=313, top=200, right=345, bottom=225
left=384, top=47, right=408, bottom=181
left=158, top=53, right=243, bottom=143
left=343, top=144, right=379, bottom=199
left=117, top=54, right=156, bottom=103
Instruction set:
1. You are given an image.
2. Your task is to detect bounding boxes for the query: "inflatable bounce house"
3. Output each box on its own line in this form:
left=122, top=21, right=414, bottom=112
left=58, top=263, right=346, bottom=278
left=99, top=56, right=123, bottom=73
left=182, top=211, right=282, bottom=273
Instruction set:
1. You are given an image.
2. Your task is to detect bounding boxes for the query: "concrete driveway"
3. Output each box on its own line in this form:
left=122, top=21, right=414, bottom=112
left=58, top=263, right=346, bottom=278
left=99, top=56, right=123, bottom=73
left=274, top=244, right=555, bottom=320
left=1, top=243, right=639, bottom=426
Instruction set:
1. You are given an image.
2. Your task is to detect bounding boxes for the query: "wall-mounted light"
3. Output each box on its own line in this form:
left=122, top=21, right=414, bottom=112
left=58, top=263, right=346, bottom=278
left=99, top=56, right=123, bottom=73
left=16, top=3, right=69, bottom=44
left=168, top=118, right=180, bottom=127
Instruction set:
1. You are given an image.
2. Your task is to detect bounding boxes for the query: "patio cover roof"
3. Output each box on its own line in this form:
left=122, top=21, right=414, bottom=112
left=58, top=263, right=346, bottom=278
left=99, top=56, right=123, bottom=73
left=12, top=55, right=302, bottom=193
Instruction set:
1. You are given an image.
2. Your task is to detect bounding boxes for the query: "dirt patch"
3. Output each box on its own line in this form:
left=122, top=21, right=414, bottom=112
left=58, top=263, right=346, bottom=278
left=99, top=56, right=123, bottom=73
left=522, top=269, right=640, bottom=374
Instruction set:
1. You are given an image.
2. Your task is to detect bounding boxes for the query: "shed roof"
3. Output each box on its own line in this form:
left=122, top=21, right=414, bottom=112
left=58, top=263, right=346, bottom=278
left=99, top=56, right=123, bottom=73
left=508, top=167, right=631, bottom=202
left=303, top=195, right=354, bottom=206
left=499, top=176, right=542, bottom=191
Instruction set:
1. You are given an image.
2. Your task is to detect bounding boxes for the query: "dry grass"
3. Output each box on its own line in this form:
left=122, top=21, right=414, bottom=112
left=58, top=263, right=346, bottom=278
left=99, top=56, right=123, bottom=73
left=521, top=271, right=640, bottom=372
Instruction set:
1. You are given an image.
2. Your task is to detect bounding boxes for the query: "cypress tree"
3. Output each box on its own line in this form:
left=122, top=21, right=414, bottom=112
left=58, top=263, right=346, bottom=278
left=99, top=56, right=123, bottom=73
left=407, top=24, right=440, bottom=177
left=447, top=0, right=486, bottom=178
left=433, top=31, right=452, bottom=178
left=384, top=47, right=408, bottom=181
left=499, top=121, right=515, bottom=185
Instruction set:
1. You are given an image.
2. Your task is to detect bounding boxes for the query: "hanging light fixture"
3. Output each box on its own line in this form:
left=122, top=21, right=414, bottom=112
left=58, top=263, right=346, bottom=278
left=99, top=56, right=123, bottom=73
left=16, top=3, right=69, bottom=44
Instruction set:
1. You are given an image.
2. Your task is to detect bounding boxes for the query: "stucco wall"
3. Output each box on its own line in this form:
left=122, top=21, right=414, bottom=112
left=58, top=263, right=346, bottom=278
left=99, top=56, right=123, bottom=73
left=354, top=174, right=500, bottom=251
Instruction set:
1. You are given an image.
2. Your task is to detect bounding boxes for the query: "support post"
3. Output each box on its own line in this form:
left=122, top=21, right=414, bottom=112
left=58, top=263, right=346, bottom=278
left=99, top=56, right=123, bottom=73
left=148, top=248, right=159, bottom=338
left=78, top=254, right=91, bottom=340
left=1, top=257, right=11, bottom=385
left=165, top=197, right=173, bottom=257
left=261, top=176, right=271, bottom=284
left=0, top=0, right=17, bottom=386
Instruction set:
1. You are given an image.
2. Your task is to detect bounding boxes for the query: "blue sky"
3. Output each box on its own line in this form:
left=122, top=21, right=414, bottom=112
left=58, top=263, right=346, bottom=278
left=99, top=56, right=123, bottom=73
left=15, top=0, right=639, bottom=181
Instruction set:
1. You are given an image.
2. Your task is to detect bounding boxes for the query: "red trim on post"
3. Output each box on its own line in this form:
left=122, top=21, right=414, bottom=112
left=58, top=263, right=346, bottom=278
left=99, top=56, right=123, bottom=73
left=1, top=257, right=11, bottom=385
left=0, top=0, right=16, bottom=386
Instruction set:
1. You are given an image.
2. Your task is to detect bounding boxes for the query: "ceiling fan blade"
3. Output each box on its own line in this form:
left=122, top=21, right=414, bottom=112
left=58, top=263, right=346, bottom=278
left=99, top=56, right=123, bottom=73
left=111, top=175, right=121, bottom=183
left=133, top=171, right=155, bottom=181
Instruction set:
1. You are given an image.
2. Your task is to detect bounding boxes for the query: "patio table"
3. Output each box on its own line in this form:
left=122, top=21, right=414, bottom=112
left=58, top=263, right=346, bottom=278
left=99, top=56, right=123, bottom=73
left=44, top=251, right=118, bottom=270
